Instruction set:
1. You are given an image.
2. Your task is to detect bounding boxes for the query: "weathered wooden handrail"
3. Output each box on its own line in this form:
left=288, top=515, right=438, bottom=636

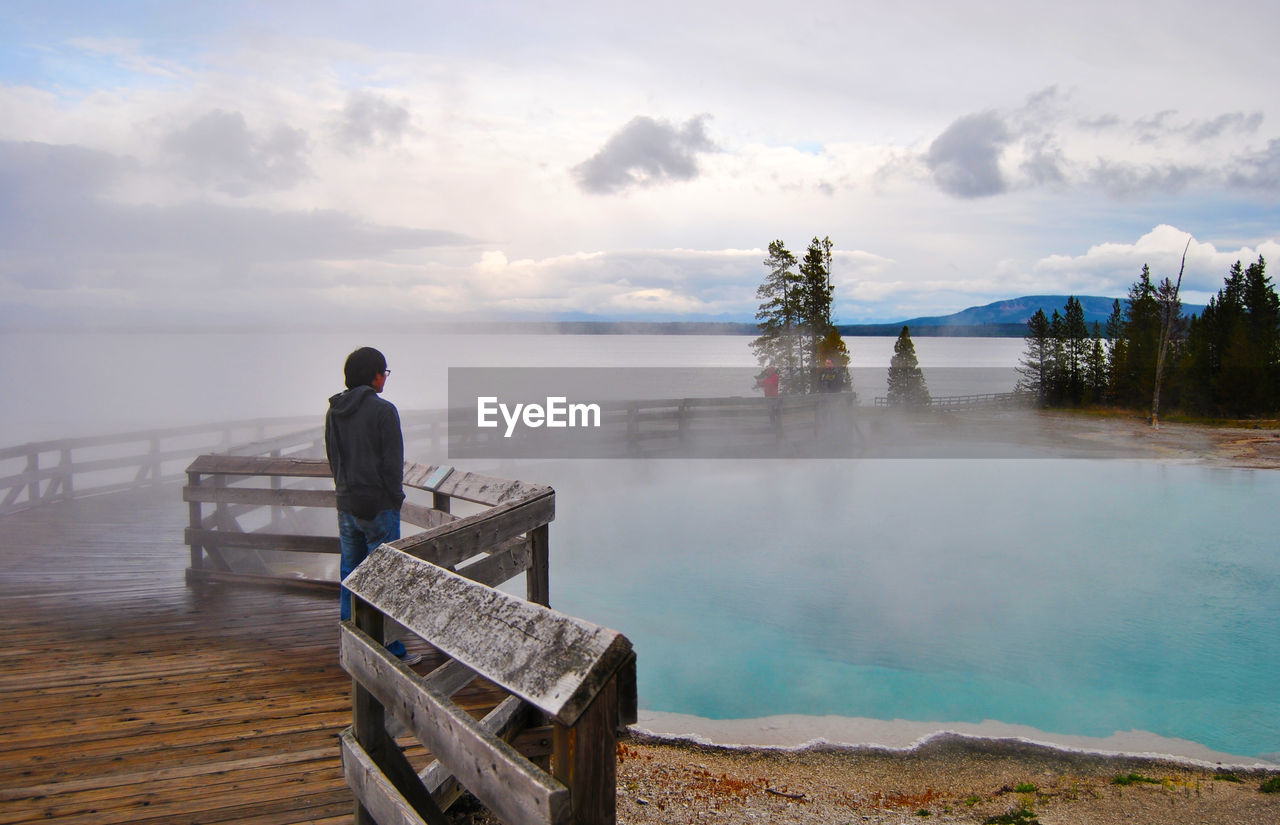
left=0, top=416, right=325, bottom=516
left=342, top=544, right=636, bottom=825
left=0, top=410, right=452, bottom=518
left=873, top=391, right=1027, bottom=410
left=183, top=456, right=554, bottom=602
left=183, top=446, right=625, bottom=824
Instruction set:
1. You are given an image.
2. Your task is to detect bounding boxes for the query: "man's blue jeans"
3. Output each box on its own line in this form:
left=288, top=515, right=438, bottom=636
left=338, top=508, right=406, bottom=658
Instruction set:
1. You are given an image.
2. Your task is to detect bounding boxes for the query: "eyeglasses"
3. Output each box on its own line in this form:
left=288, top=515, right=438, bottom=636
left=382, top=369, right=391, bottom=377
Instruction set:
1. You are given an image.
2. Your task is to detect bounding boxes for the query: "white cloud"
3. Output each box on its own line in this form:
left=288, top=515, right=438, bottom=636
left=573, top=115, right=717, bottom=194
left=1026, top=225, right=1280, bottom=296
left=161, top=109, right=310, bottom=195
left=0, top=3, right=1278, bottom=327
left=925, top=111, right=1011, bottom=198
left=329, top=90, right=412, bottom=151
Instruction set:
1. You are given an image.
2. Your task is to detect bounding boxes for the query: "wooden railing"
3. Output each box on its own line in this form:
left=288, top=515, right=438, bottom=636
left=184, top=443, right=633, bottom=824
left=0, top=416, right=323, bottom=516
left=342, top=545, right=635, bottom=825
left=451, top=393, right=860, bottom=458
left=183, top=456, right=552, bottom=600
left=616, top=394, right=854, bottom=451
left=0, top=411, right=452, bottom=519
left=873, top=392, right=1026, bottom=411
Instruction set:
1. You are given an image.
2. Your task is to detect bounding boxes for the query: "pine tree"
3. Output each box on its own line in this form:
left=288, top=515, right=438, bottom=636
left=886, top=326, right=930, bottom=407
left=1015, top=308, right=1052, bottom=405
left=1120, top=265, right=1160, bottom=408
left=798, top=237, right=835, bottom=387
left=1063, top=296, right=1089, bottom=405
left=1150, top=253, right=1188, bottom=426
left=816, top=327, right=854, bottom=396
left=1047, top=309, right=1067, bottom=406
left=1104, top=299, right=1127, bottom=403
left=1177, top=306, right=1213, bottom=412
left=812, top=236, right=852, bottom=394
left=750, top=241, right=803, bottom=392
left=1086, top=322, right=1107, bottom=403
left=1243, top=256, right=1279, bottom=409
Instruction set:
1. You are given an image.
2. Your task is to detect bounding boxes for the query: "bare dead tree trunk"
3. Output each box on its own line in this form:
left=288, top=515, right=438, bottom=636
left=1151, top=237, right=1192, bottom=429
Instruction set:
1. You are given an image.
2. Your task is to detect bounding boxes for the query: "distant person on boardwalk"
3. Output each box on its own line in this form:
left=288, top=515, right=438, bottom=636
left=818, top=359, right=840, bottom=393
left=754, top=366, right=780, bottom=397
left=755, top=365, right=781, bottom=430
left=325, top=347, right=420, bottom=665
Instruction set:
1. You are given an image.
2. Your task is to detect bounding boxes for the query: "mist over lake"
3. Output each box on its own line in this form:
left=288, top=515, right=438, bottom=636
left=1, top=331, right=1021, bottom=443
left=5, top=330, right=1275, bottom=762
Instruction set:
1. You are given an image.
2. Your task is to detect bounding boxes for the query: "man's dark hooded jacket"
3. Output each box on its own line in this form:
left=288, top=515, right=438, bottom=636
left=325, top=385, right=405, bottom=519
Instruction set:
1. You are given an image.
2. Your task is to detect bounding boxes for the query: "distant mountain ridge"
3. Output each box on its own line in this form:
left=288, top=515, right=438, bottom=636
left=837, top=295, right=1205, bottom=337
left=903, top=295, right=1123, bottom=326
left=424, top=295, right=1205, bottom=338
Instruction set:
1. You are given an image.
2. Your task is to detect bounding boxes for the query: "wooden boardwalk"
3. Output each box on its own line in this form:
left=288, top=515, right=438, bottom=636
left=0, top=483, right=504, bottom=825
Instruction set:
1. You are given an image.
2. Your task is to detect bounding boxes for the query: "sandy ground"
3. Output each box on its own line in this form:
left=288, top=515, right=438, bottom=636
left=1002, top=409, right=1280, bottom=469
left=612, top=733, right=1280, bottom=825
left=446, top=732, right=1280, bottom=825
left=852, top=407, right=1280, bottom=467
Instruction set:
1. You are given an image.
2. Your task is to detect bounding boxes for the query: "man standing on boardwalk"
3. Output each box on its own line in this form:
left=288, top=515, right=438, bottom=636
left=325, top=346, right=420, bottom=664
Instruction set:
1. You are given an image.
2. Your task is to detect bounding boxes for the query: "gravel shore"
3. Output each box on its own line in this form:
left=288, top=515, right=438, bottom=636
left=613, top=733, right=1280, bottom=825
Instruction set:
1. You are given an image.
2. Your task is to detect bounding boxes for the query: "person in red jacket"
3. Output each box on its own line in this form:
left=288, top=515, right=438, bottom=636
left=755, top=366, right=780, bottom=397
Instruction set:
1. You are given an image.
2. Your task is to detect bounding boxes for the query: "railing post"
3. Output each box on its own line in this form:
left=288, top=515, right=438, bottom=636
left=25, top=450, right=38, bottom=505
left=59, top=447, right=73, bottom=500
left=552, top=677, right=618, bottom=825
left=269, top=448, right=283, bottom=530
left=528, top=523, right=550, bottom=607
left=187, top=471, right=204, bottom=574
left=149, top=436, right=162, bottom=483
left=351, top=596, right=386, bottom=825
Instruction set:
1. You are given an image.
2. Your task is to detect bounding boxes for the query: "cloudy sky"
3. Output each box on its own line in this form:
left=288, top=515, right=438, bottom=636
left=2, top=0, right=1279, bottom=328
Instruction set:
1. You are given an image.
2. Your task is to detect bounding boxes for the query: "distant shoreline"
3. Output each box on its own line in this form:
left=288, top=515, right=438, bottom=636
left=0, top=320, right=1026, bottom=336
left=431, top=321, right=1030, bottom=337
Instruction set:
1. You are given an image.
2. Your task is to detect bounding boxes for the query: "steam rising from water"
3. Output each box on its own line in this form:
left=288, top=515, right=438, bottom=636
left=1, top=331, right=1021, bottom=443
left=532, top=458, right=1280, bottom=761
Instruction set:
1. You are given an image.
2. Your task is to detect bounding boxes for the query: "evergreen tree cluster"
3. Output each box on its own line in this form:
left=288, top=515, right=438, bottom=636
left=1180, top=258, right=1280, bottom=414
left=1017, top=256, right=1280, bottom=416
left=1015, top=296, right=1106, bottom=407
left=751, top=237, right=852, bottom=394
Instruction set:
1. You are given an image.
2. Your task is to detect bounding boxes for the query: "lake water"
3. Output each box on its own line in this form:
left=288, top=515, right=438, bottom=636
left=540, top=458, right=1279, bottom=764
left=3, top=331, right=1276, bottom=763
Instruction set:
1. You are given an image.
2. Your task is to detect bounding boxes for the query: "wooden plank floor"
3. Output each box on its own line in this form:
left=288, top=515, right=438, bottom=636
left=0, top=484, right=505, bottom=825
